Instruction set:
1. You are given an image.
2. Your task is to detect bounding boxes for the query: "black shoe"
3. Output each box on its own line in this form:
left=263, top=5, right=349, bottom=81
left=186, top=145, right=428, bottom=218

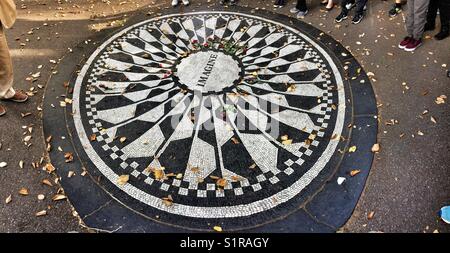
left=273, top=0, right=285, bottom=8
left=352, top=13, right=364, bottom=24
left=435, top=29, right=449, bottom=40
left=335, top=12, right=348, bottom=23
left=424, top=22, right=436, bottom=31
left=388, top=5, right=402, bottom=17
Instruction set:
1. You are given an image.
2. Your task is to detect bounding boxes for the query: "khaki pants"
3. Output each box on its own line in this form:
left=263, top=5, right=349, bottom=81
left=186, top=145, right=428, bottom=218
left=0, top=24, right=15, bottom=99
left=406, top=0, right=431, bottom=39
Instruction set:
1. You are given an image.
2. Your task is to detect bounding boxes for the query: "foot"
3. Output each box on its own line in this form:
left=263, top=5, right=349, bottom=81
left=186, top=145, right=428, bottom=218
left=335, top=12, right=348, bottom=23
left=229, top=0, right=237, bottom=5
left=326, top=2, right=335, bottom=11
left=182, top=0, right=190, bottom=6
left=2, top=90, right=28, bottom=103
left=424, top=22, right=436, bottom=31
left=171, top=0, right=179, bottom=7
left=290, top=7, right=300, bottom=14
left=296, top=10, right=308, bottom=18
left=388, top=4, right=402, bottom=17
left=404, top=38, right=422, bottom=52
left=398, top=36, right=413, bottom=49
left=435, top=29, right=449, bottom=40
left=273, top=0, right=285, bottom=8
left=321, top=0, right=328, bottom=5
left=0, top=105, right=5, bottom=117
left=352, top=13, right=364, bottom=24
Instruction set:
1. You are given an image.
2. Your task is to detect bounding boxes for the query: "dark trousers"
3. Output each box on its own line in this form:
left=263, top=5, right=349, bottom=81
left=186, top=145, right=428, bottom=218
left=426, top=0, right=450, bottom=30
left=296, top=0, right=307, bottom=12
left=341, top=0, right=368, bottom=16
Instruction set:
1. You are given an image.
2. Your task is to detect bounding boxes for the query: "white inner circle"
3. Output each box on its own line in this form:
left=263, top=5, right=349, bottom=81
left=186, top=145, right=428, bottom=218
left=176, top=51, right=240, bottom=93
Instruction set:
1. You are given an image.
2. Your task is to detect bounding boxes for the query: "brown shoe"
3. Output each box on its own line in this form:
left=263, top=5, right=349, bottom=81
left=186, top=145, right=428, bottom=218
left=3, top=90, right=28, bottom=103
left=0, top=105, right=5, bottom=117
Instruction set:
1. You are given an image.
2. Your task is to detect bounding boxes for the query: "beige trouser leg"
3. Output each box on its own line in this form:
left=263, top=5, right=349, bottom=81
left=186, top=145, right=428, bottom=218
left=0, top=25, right=15, bottom=99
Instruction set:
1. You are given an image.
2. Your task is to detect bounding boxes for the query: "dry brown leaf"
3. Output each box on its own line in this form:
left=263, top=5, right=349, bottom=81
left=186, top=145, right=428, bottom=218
left=213, top=226, right=223, bottom=232
left=371, top=143, right=380, bottom=152
left=231, top=137, right=240, bottom=144
left=282, top=139, right=293, bottom=145
left=42, top=179, right=53, bottom=187
left=430, top=116, right=437, bottom=124
left=280, top=135, right=289, bottom=141
left=216, top=178, right=228, bottom=188
left=348, top=146, right=357, bottom=153
left=45, top=163, right=56, bottom=173
left=119, top=137, right=127, bottom=143
left=64, top=152, right=73, bottom=163
left=19, top=188, right=29, bottom=196
left=153, top=169, right=165, bottom=180
left=350, top=170, right=361, bottom=177
left=5, top=195, right=12, bottom=204
left=367, top=211, right=375, bottom=220
left=249, top=163, right=257, bottom=169
left=117, top=175, right=129, bottom=185
left=35, top=210, right=47, bottom=217
left=52, top=194, right=67, bottom=201
left=89, top=134, right=97, bottom=141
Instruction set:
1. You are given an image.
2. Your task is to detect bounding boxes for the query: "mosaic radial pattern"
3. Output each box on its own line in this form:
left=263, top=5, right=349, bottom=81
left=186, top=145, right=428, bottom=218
left=72, top=12, right=346, bottom=226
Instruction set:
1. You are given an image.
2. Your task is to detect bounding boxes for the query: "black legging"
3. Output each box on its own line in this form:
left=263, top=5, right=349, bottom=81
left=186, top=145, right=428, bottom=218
left=296, top=0, right=307, bottom=12
left=341, top=0, right=367, bottom=16
left=426, top=0, right=450, bottom=30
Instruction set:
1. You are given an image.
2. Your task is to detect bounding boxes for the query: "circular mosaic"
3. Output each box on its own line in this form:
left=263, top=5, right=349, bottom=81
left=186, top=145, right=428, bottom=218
left=72, top=11, right=348, bottom=229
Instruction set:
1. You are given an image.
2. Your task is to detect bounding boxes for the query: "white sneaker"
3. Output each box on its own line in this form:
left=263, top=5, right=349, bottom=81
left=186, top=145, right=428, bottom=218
left=182, top=0, right=190, bottom=5
left=172, top=0, right=179, bottom=6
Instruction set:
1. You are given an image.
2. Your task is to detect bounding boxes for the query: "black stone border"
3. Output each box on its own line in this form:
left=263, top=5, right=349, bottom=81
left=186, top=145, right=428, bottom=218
left=42, top=4, right=378, bottom=233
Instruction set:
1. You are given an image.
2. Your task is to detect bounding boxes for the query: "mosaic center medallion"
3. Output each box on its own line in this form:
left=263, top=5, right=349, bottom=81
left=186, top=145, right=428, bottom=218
left=175, top=51, right=242, bottom=94
left=69, top=11, right=357, bottom=229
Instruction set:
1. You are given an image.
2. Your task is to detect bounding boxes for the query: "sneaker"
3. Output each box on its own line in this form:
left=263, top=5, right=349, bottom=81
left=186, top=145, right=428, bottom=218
left=435, top=29, right=449, bottom=40
left=2, top=90, right=28, bottom=103
left=389, top=5, right=402, bottom=17
left=273, top=0, right=285, bottom=8
left=398, top=36, right=413, bottom=49
left=290, top=7, right=300, bottom=13
left=171, top=0, right=179, bottom=7
left=404, top=38, right=422, bottom=51
left=0, top=105, right=5, bottom=117
left=352, top=13, right=364, bottom=24
left=296, top=10, right=308, bottom=18
left=335, top=12, right=348, bottom=23
left=182, top=0, right=190, bottom=6
left=345, top=2, right=355, bottom=10
left=230, top=0, right=237, bottom=5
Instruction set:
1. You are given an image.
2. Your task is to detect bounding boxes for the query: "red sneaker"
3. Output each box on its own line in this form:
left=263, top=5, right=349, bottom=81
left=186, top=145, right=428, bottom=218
left=398, top=36, right=413, bottom=49
left=404, top=38, right=422, bottom=51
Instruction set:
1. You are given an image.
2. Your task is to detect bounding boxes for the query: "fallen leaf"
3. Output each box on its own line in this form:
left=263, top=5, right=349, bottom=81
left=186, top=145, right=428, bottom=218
left=89, top=134, right=97, bottom=141
left=117, top=175, right=129, bottom=185
left=52, top=194, right=67, bottom=201
left=337, top=177, right=346, bottom=185
left=435, top=95, right=447, bottom=104
left=19, top=188, right=29, bottom=196
left=42, top=179, right=53, bottom=187
left=371, top=143, right=381, bottom=152
left=350, top=170, right=361, bottom=177
left=213, top=226, right=223, bottom=232
left=348, top=146, right=357, bottom=153
left=430, top=116, right=437, bottom=124
left=64, top=152, right=73, bottom=163
left=0, top=162, right=7, bottom=168
left=45, top=163, right=56, bottom=173
left=231, top=137, right=240, bottom=144
left=216, top=178, right=228, bottom=188
left=282, top=139, right=293, bottom=145
left=249, top=163, right=257, bottom=169
left=19, top=160, right=24, bottom=169
left=35, top=210, right=47, bottom=217
left=119, top=137, right=127, bottom=143
left=38, top=194, right=45, bottom=200
left=368, top=211, right=375, bottom=220
left=5, top=195, right=12, bottom=204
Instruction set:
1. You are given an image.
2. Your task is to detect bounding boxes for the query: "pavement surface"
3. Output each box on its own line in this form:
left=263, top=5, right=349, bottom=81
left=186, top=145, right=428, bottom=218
left=0, top=0, right=448, bottom=233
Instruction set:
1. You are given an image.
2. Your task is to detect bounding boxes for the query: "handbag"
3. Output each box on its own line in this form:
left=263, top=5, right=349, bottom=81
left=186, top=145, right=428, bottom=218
left=0, top=0, right=17, bottom=29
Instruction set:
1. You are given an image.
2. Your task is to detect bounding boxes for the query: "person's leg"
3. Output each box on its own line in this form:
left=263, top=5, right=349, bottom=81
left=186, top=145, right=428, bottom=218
left=355, top=0, right=368, bottom=16
left=340, top=0, right=350, bottom=15
left=413, top=0, right=431, bottom=39
left=0, top=25, right=15, bottom=100
left=296, top=0, right=307, bottom=12
left=405, top=0, right=416, bottom=37
left=425, top=0, right=438, bottom=29
left=435, top=1, right=450, bottom=40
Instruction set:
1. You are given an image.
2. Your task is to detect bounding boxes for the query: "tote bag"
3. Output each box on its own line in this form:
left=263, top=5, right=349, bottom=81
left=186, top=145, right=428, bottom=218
left=0, top=0, right=17, bottom=29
